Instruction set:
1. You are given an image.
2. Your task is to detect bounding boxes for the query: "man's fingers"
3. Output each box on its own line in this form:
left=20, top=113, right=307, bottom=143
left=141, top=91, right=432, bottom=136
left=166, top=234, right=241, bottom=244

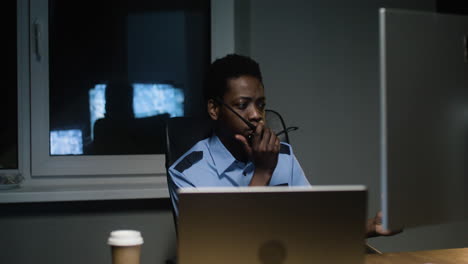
left=264, top=128, right=280, bottom=152
left=259, top=128, right=273, bottom=150
left=250, top=123, right=264, bottom=148
left=235, top=134, right=252, bottom=155
left=235, top=134, right=249, bottom=147
left=252, top=125, right=279, bottom=153
left=268, top=131, right=279, bottom=152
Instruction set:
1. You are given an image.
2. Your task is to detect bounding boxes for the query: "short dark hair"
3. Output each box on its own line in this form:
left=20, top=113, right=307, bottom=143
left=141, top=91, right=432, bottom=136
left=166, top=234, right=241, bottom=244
left=204, top=54, right=263, bottom=102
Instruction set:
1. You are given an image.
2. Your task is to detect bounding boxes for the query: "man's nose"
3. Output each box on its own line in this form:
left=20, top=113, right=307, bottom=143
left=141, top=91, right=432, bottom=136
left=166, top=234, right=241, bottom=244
left=248, top=107, right=263, bottom=124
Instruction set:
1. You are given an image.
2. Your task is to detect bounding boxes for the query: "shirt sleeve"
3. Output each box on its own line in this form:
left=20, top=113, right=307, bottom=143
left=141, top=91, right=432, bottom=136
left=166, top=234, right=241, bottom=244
left=168, top=167, right=196, bottom=217
left=290, top=149, right=311, bottom=186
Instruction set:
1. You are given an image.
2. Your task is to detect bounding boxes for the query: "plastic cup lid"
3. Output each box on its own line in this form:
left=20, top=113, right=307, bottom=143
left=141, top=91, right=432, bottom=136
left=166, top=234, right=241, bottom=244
left=107, top=230, right=144, bottom=246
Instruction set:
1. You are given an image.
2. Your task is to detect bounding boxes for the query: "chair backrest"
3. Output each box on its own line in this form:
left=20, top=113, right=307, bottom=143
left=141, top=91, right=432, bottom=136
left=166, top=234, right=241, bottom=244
left=164, top=115, right=213, bottom=237
left=164, top=116, right=214, bottom=169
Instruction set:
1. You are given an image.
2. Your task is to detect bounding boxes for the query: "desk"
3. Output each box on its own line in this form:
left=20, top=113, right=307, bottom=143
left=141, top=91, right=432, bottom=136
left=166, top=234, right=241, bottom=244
left=365, top=248, right=468, bottom=264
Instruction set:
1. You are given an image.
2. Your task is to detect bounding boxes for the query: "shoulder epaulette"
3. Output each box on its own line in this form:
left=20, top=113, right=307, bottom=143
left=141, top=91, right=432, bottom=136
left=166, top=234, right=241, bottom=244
left=174, top=151, right=203, bottom=173
left=279, top=143, right=291, bottom=155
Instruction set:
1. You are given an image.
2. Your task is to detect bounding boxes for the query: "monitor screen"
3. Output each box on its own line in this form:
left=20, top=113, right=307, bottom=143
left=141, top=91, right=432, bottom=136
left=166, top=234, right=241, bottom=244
left=379, top=8, right=468, bottom=231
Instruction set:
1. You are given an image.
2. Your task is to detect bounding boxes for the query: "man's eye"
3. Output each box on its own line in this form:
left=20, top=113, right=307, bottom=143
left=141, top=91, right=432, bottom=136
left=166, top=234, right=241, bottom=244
left=258, top=102, right=266, bottom=110
left=236, top=103, right=248, bottom=109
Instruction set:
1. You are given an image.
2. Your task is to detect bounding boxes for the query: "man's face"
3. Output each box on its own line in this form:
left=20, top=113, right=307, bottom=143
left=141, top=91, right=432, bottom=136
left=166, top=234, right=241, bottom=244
left=210, top=75, right=266, bottom=139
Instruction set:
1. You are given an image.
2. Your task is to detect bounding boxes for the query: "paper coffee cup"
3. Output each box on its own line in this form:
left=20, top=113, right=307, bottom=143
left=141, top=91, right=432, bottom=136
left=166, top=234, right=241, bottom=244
left=108, top=230, right=144, bottom=264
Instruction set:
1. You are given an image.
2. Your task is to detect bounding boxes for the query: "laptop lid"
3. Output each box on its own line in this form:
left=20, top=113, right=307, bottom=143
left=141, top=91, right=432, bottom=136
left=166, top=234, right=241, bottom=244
left=177, top=185, right=367, bottom=264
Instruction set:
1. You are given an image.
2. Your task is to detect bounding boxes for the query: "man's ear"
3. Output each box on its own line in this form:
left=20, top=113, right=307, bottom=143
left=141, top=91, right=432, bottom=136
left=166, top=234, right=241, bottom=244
left=207, top=99, right=220, bottom=121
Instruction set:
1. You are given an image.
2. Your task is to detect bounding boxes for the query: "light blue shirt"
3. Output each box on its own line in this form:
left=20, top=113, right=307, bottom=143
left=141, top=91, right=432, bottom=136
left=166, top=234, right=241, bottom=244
left=168, top=134, right=310, bottom=216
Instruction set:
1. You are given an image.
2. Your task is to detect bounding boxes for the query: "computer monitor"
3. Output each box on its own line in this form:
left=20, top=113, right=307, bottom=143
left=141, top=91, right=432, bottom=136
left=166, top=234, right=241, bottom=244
left=379, top=8, right=468, bottom=231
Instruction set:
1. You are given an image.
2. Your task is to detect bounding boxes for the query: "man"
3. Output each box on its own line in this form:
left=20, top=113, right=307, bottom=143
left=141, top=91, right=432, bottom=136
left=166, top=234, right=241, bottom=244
left=168, top=54, right=395, bottom=238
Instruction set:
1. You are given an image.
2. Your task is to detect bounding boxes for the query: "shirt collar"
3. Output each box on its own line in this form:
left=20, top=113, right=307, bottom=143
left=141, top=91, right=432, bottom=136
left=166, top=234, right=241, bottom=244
left=209, top=134, right=237, bottom=175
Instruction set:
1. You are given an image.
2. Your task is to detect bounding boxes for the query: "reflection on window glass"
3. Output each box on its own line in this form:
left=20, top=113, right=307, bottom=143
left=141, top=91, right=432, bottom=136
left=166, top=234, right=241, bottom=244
left=50, top=129, right=83, bottom=155
left=48, top=0, right=210, bottom=156
left=88, top=83, right=184, bottom=142
left=89, top=84, right=106, bottom=140
left=133, top=83, right=184, bottom=118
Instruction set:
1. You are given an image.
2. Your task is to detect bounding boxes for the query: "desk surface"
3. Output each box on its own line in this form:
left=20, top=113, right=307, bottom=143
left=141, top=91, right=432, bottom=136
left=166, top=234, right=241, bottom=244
left=365, top=247, right=468, bottom=264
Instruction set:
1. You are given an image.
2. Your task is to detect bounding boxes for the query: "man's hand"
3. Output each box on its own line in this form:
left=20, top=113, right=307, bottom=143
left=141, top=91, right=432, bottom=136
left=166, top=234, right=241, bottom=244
left=366, top=211, right=403, bottom=238
left=235, top=123, right=280, bottom=186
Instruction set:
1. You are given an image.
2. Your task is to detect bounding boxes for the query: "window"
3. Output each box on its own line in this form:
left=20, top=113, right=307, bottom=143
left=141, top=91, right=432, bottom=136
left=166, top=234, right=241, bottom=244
left=12, top=0, right=237, bottom=200
left=29, top=0, right=211, bottom=176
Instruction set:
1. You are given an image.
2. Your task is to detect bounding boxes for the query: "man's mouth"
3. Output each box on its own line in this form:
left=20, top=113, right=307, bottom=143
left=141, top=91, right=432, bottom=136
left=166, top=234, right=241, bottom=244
left=246, top=129, right=255, bottom=141
left=245, top=128, right=255, bottom=136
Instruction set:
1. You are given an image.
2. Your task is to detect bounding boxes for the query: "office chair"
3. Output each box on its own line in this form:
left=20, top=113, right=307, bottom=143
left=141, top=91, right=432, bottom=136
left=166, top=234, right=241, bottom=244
left=164, top=116, right=214, bottom=170
left=164, top=116, right=213, bottom=264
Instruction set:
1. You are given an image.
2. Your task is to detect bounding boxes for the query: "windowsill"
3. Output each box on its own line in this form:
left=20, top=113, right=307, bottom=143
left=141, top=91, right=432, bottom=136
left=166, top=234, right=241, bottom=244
left=0, top=178, right=169, bottom=203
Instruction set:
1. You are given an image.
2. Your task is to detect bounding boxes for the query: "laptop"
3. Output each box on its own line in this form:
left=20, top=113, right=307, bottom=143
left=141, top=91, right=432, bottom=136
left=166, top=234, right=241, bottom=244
left=177, top=185, right=367, bottom=264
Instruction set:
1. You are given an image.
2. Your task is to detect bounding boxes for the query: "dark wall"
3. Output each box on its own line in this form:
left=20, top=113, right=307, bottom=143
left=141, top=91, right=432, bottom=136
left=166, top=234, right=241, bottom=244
left=436, top=0, right=468, bottom=15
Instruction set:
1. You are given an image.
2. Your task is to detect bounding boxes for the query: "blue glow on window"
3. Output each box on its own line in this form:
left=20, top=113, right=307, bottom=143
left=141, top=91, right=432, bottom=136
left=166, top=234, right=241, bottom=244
left=89, top=84, right=106, bottom=140
left=133, top=83, right=184, bottom=118
left=50, top=129, right=83, bottom=155
left=88, top=83, right=184, bottom=141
